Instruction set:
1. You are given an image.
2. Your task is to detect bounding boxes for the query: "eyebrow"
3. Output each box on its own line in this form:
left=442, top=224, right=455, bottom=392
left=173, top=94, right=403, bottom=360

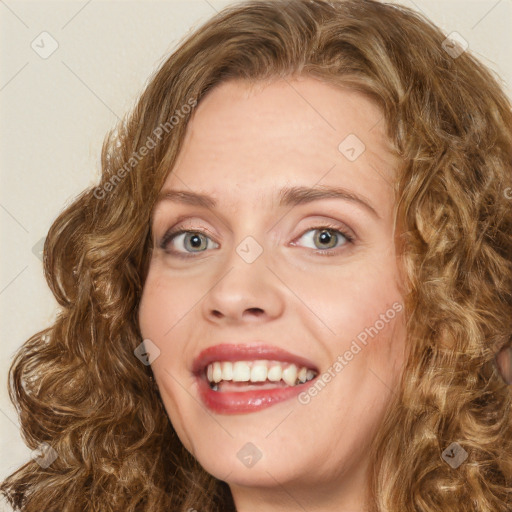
left=154, top=185, right=380, bottom=219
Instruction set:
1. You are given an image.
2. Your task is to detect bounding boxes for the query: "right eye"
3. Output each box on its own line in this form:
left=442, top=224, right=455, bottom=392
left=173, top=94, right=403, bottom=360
left=159, top=229, right=219, bottom=257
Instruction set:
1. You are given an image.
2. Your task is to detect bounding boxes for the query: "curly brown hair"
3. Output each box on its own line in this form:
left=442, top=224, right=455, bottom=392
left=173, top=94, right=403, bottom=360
left=2, top=0, right=511, bottom=510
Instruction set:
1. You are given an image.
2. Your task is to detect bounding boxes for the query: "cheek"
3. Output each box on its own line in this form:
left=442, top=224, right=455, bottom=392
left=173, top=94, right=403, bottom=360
left=292, top=257, right=403, bottom=340
left=138, top=272, right=199, bottom=450
left=138, top=265, right=195, bottom=341
left=138, top=265, right=204, bottom=390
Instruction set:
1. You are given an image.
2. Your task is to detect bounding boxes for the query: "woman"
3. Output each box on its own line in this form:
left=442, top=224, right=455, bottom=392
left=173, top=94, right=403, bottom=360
left=2, top=0, right=511, bottom=510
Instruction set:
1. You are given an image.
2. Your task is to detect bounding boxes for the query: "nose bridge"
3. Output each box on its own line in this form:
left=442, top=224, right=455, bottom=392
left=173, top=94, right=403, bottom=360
left=234, top=232, right=266, bottom=266
left=221, top=228, right=269, bottom=295
left=223, top=199, right=270, bottom=265
left=230, top=192, right=287, bottom=272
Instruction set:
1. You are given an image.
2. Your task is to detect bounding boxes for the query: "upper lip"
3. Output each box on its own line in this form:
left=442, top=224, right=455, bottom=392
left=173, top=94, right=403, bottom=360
left=192, top=343, right=319, bottom=375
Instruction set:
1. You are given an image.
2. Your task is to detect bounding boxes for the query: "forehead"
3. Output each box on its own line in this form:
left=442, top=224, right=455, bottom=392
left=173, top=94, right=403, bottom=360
left=156, top=77, right=398, bottom=215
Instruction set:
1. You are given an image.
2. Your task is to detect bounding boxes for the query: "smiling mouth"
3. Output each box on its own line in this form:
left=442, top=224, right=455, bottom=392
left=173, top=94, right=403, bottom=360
left=192, top=343, right=320, bottom=413
left=205, top=360, right=318, bottom=391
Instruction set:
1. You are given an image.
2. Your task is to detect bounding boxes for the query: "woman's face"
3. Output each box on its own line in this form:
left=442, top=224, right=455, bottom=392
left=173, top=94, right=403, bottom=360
left=138, top=77, right=407, bottom=508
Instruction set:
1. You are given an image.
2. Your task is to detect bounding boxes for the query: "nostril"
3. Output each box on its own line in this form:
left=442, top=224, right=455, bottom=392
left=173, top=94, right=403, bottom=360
left=246, top=307, right=264, bottom=315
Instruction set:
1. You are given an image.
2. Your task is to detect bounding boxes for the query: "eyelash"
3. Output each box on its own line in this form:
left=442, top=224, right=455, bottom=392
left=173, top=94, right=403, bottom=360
left=158, top=223, right=355, bottom=259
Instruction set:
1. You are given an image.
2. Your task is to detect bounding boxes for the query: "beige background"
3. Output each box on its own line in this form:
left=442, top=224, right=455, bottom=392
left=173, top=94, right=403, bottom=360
left=1, top=1, right=511, bottom=509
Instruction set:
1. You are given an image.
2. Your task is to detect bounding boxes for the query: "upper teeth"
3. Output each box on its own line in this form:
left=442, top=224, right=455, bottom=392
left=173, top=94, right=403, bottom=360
left=205, top=360, right=316, bottom=386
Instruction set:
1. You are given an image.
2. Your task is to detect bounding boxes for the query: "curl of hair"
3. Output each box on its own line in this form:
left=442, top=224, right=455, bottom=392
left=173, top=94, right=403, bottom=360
left=2, top=1, right=511, bottom=510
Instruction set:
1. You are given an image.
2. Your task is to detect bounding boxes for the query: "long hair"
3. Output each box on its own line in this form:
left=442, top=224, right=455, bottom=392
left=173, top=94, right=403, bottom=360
left=2, top=0, right=511, bottom=510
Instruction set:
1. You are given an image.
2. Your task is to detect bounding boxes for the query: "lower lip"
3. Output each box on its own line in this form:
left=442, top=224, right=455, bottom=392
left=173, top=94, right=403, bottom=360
left=196, top=375, right=314, bottom=414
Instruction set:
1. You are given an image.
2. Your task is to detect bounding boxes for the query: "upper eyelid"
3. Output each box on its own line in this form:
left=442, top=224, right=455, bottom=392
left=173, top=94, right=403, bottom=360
left=155, top=213, right=357, bottom=238
left=152, top=211, right=233, bottom=237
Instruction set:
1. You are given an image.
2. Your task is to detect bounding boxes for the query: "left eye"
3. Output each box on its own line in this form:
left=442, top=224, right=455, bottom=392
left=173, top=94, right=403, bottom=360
left=294, top=227, right=351, bottom=252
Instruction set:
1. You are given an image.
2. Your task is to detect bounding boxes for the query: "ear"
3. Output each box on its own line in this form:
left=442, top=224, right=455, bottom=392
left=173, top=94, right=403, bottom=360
left=495, top=345, right=512, bottom=385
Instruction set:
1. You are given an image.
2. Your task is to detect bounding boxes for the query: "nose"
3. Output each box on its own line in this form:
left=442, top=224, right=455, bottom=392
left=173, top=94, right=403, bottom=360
left=201, top=248, right=285, bottom=325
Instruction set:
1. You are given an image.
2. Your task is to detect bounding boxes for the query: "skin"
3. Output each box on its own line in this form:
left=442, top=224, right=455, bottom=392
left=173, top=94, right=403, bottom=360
left=496, top=347, right=512, bottom=384
left=138, top=76, right=407, bottom=512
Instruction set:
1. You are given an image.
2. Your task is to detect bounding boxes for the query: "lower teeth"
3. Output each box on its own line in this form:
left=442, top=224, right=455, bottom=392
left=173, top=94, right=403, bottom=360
left=209, top=378, right=311, bottom=391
